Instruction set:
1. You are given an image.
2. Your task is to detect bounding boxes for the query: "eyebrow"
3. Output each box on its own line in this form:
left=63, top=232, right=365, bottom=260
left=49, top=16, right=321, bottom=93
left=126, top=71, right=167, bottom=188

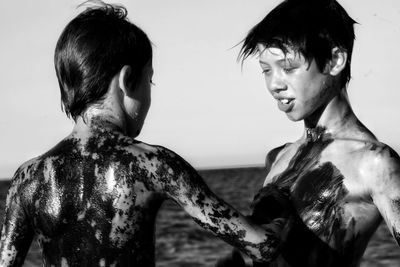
left=259, top=58, right=290, bottom=65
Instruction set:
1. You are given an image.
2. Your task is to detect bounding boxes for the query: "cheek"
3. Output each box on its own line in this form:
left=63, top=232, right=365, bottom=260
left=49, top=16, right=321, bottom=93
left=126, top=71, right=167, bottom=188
left=291, top=77, right=328, bottom=117
left=144, top=90, right=151, bottom=110
left=137, top=94, right=150, bottom=119
left=302, top=74, right=328, bottom=101
left=123, top=97, right=141, bottom=119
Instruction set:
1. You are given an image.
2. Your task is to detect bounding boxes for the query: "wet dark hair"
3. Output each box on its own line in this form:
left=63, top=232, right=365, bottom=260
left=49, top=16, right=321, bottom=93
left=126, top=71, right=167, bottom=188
left=240, top=0, right=357, bottom=88
left=55, top=3, right=152, bottom=120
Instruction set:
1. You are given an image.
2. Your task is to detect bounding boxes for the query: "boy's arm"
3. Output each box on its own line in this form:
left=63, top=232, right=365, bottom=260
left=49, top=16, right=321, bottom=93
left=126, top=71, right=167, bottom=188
left=368, top=146, right=400, bottom=246
left=0, top=169, right=34, bottom=267
left=216, top=144, right=293, bottom=265
left=151, top=147, right=290, bottom=262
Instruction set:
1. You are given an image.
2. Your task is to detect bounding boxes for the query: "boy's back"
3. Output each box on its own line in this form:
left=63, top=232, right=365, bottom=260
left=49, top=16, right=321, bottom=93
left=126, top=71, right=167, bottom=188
left=3, top=124, right=168, bottom=266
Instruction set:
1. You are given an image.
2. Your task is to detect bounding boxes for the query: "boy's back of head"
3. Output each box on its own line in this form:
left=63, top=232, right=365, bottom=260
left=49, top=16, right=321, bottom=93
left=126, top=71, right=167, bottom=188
left=54, top=3, right=153, bottom=121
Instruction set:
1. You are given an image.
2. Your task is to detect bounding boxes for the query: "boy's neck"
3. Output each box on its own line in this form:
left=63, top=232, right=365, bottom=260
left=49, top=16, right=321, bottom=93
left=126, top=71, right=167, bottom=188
left=74, top=109, right=127, bottom=136
left=303, top=89, right=358, bottom=139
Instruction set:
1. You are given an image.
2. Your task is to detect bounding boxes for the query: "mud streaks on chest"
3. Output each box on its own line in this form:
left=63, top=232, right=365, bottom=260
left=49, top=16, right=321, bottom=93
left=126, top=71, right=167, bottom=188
left=272, top=138, right=349, bottom=239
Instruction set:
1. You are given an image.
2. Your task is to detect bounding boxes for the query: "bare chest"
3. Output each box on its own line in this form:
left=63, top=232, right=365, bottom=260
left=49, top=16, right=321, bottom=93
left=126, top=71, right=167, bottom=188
left=265, top=139, right=381, bottom=248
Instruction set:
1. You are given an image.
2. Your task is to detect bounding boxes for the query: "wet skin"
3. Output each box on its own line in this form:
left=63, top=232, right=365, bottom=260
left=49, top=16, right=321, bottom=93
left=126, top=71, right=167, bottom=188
left=254, top=125, right=400, bottom=267
left=0, top=122, right=286, bottom=267
left=244, top=44, right=400, bottom=267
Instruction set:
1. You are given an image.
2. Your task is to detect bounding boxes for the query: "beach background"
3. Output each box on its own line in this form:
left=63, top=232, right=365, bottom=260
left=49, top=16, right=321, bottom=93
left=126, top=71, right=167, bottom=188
left=1, top=166, right=399, bottom=267
left=2, top=0, right=400, bottom=178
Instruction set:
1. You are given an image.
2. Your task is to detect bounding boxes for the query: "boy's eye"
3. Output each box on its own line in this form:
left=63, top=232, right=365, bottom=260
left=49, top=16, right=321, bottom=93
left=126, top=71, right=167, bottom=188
left=283, top=67, right=295, bottom=73
left=282, top=59, right=299, bottom=74
left=262, top=69, right=271, bottom=75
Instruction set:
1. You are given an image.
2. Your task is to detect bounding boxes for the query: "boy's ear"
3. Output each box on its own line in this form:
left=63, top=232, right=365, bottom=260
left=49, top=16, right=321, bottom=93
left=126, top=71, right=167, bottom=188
left=326, top=47, right=347, bottom=76
left=118, top=65, right=133, bottom=95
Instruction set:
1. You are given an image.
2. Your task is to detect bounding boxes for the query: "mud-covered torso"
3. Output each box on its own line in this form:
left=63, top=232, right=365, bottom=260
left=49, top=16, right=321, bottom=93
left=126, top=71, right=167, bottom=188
left=3, top=123, right=288, bottom=266
left=14, top=129, right=168, bottom=266
left=264, top=131, right=383, bottom=266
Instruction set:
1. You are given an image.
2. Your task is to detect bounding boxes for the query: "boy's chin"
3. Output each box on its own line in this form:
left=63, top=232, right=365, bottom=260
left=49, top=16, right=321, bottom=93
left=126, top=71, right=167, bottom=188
left=128, top=128, right=141, bottom=138
left=285, top=112, right=303, bottom=122
left=126, top=119, right=145, bottom=138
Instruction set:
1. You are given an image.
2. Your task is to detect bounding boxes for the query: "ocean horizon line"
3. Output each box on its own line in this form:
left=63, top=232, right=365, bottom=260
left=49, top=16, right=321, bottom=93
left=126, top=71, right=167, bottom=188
left=0, top=163, right=265, bottom=181
left=196, top=163, right=264, bottom=171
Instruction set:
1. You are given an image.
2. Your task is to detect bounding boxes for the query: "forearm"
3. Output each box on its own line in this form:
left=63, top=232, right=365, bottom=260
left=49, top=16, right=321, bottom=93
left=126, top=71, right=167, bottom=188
left=182, top=193, right=286, bottom=262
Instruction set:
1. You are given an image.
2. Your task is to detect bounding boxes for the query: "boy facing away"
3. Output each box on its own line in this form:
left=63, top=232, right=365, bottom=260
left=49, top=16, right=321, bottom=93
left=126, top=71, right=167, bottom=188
left=0, top=4, right=291, bottom=267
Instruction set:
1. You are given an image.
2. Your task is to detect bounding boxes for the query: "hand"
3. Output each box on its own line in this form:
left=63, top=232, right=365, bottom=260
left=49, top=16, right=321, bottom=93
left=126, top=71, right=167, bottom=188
left=250, top=183, right=293, bottom=224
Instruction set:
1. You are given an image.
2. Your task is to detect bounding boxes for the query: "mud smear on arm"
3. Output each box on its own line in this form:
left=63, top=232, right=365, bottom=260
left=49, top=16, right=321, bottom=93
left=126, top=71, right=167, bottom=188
left=153, top=147, right=284, bottom=262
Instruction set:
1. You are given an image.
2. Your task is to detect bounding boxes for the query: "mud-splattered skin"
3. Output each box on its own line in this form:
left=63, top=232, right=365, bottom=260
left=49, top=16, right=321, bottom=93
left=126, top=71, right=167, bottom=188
left=0, top=121, right=286, bottom=266
left=257, top=126, right=400, bottom=267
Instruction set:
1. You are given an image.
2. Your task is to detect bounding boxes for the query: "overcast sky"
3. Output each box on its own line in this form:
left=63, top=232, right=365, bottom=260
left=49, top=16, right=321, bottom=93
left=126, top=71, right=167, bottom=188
left=1, top=0, right=400, bottom=178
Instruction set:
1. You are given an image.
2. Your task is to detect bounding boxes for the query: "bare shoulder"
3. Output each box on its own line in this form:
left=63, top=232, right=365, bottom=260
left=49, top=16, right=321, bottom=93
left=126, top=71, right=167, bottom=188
left=355, top=141, right=400, bottom=171
left=129, top=142, right=202, bottom=199
left=353, top=141, right=400, bottom=191
left=6, top=156, right=43, bottom=202
left=127, top=141, right=195, bottom=180
left=263, top=143, right=293, bottom=186
left=12, top=157, right=42, bottom=181
left=265, top=143, right=292, bottom=172
left=128, top=141, right=185, bottom=167
left=327, top=136, right=398, bottom=163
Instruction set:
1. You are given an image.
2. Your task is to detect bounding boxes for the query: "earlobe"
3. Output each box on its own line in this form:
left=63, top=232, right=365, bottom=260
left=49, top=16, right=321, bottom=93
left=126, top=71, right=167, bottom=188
left=118, top=65, right=133, bottom=95
left=328, top=47, right=347, bottom=76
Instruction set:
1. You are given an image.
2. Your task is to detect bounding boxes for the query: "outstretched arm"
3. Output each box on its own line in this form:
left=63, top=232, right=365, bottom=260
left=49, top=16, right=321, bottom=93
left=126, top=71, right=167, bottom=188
left=0, top=168, right=34, bottom=266
left=150, top=146, right=290, bottom=262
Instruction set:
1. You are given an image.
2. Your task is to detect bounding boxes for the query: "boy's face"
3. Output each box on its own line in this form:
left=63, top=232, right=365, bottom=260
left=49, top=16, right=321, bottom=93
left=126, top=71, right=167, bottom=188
left=257, top=44, right=334, bottom=122
left=123, top=61, right=153, bottom=138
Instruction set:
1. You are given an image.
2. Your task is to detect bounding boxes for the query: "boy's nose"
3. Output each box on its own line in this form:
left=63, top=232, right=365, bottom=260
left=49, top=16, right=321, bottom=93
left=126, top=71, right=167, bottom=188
left=267, top=73, right=287, bottom=93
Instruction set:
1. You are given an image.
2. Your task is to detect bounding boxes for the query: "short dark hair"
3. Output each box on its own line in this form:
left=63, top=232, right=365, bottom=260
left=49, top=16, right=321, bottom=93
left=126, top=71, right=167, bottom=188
left=240, top=0, right=357, bottom=88
left=55, top=3, right=152, bottom=120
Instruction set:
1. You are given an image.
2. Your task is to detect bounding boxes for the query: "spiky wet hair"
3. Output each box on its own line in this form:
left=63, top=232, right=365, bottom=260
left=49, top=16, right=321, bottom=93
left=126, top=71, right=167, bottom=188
left=240, top=0, right=357, bottom=88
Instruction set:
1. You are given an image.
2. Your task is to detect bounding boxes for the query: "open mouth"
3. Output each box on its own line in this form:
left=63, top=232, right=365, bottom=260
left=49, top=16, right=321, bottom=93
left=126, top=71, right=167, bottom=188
left=279, top=98, right=293, bottom=105
left=277, top=98, right=295, bottom=112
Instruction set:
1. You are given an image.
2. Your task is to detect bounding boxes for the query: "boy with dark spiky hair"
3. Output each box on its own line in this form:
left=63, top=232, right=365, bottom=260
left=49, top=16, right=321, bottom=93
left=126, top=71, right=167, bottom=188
left=218, top=0, right=400, bottom=266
